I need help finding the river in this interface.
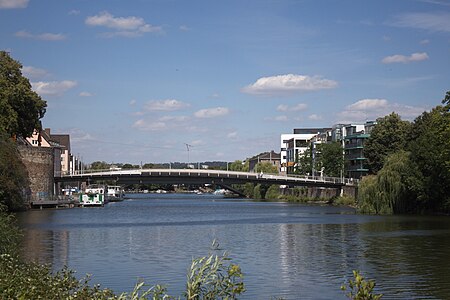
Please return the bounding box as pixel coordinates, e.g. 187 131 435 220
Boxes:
17 193 450 299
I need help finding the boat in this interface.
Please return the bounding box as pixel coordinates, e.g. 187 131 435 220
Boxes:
106 185 124 202
79 185 107 207
213 189 227 195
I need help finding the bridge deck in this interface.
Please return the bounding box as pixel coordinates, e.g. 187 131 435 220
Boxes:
56 169 358 188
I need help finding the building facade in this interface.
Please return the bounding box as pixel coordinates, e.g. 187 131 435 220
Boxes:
344 121 376 179
281 128 331 175
248 151 281 173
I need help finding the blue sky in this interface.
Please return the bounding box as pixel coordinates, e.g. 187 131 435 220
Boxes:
1 0 449 164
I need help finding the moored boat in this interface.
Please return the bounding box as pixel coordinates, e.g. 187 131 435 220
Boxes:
107 185 124 202
79 185 107 207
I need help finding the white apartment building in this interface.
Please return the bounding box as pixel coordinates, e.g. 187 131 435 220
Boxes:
280 128 331 174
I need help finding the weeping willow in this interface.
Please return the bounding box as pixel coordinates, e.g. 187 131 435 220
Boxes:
358 151 417 214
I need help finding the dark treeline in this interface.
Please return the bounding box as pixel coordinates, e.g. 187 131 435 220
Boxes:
358 91 450 215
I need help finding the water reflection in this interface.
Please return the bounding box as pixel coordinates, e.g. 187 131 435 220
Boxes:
17 195 450 299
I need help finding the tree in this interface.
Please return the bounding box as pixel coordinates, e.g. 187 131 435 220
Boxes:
0 51 46 138
315 142 344 177
122 163 139 169
407 99 450 213
88 161 110 170
142 163 154 169
364 113 411 174
255 161 278 174
295 146 313 175
229 160 248 172
0 134 29 211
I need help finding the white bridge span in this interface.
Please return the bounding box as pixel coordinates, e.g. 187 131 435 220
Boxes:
56 169 358 189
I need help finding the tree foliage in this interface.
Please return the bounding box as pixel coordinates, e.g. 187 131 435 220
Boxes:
88 161 110 170
255 162 278 174
0 51 46 138
0 205 22 255
229 160 248 172
315 142 344 177
358 92 450 214
364 113 411 174
295 146 313 175
407 100 450 212
358 151 423 214
0 134 29 211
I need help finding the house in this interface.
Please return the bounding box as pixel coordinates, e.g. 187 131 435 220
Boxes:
248 151 281 173
45 129 71 175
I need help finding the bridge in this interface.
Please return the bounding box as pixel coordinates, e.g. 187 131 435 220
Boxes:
55 169 358 197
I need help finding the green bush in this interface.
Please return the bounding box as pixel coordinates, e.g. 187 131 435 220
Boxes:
0 205 21 256
264 185 281 200
341 270 382 300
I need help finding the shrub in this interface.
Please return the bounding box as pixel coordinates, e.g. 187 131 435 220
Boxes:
341 270 382 300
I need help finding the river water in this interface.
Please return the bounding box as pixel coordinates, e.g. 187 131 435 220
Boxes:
17 193 450 299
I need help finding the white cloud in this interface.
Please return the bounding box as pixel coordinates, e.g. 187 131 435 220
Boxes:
382 52 429 64
159 115 189 122
132 119 167 131
227 131 238 139
242 74 337 96
132 115 194 132
277 103 308 112
338 98 425 122
347 99 389 110
194 107 230 118
129 99 137 106
391 12 450 32
85 11 162 37
0 0 28 9
144 99 189 111
31 80 77 96
69 10 80 15
22 66 49 79
65 128 95 143
308 114 323 121
264 115 289 122
179 25 190 31
15 30 66 41
420 39 430 44
274 115 288 122
79 92 93 97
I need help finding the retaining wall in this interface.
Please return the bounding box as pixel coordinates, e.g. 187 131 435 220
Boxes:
18 146 55 201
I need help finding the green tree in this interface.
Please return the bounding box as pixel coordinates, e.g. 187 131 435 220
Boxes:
0 134 29 211
0 51 46 138
358 151 424 214
295 146 313 175
122 163 139 169
229 160 248 172
255 162 278 174
407 97 450 212
364 113 411 174
265 185 280 200
315 142 344 177
89 161 110 170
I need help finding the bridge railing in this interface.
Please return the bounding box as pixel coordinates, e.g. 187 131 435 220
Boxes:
281 174 359 185
56 168 360 185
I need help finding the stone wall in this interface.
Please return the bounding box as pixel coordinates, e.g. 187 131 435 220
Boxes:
18 146 55 201
281 185 357 200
